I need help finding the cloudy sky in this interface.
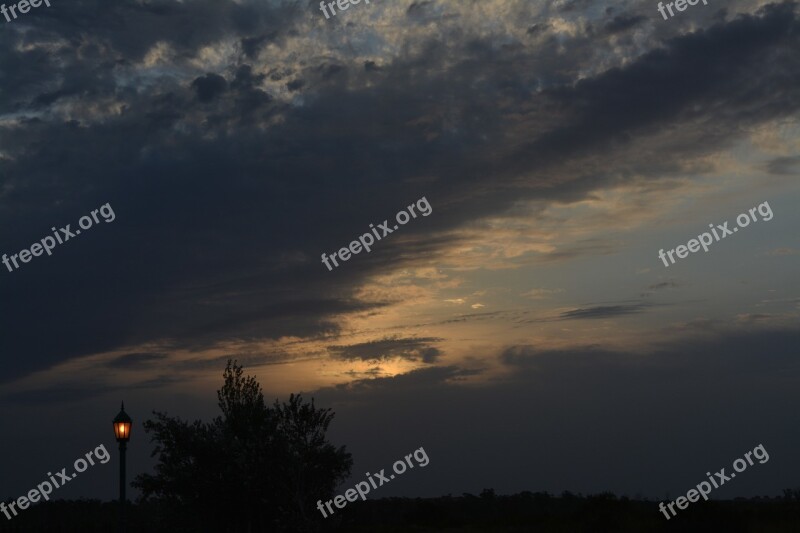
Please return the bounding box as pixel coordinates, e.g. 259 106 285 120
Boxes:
1 0 799 503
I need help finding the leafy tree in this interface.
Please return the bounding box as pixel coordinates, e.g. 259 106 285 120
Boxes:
133 360 352 532
272 393 353 531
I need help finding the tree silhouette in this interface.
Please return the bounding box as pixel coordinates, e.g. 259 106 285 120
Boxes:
133 360 352 532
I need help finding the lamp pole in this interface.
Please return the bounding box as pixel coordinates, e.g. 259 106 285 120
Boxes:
113 402 132 533
119 437 126 531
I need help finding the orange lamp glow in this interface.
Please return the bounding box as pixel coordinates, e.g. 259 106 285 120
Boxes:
113 402 132 443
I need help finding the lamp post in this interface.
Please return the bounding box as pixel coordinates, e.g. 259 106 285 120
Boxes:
113 402 132 533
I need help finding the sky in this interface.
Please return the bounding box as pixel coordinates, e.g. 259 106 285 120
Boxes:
1 0 799 504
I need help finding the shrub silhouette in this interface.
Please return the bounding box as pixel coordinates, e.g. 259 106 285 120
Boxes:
133 360 352 532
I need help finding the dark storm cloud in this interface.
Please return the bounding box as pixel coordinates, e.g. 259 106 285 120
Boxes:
107 352 169 369
407 1 433 16
286 78 305 91
647 281 680 290
765 155 800 175
662 317 719 334
172 351 313 371
192 73 228 102
328 337 443 363
712 7 730 23
3 351 312 406
604 14 647 34
530 239 621 263
0 0 305 112
439 311 509 324
316 327 800 498
499 328 800 379
526 23 549 35
328 365 482 394
406 0 440 23
3 375 183 405
736 313 775 323
500 344 618 367
558 303 651 320
510 2 800 178
35 0 297 61
1 2 799 382
558 0 593 13
343 367 384 379
241 31 278 60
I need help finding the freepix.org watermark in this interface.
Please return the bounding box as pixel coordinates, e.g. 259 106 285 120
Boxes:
657 0 708 21
1 444 111 521
658 201 773 267
658 443 769 520
321 196 432 271
319 0 372 20
1 0 50 24
2 202 115 273
316 446 430 518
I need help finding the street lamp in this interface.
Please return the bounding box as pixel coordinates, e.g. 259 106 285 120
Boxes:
113 402 132 533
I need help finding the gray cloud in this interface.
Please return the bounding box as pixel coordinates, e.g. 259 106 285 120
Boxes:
0 2 798 384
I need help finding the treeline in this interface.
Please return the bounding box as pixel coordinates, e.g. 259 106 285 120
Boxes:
2 491 800 532
342 491 800 532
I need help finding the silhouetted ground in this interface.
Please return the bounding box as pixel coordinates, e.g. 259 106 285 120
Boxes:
1 492 799 532
341 492 800 532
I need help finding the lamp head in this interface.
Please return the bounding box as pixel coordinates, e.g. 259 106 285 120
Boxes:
113 401 132 443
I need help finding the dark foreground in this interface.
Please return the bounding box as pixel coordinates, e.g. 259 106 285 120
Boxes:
1 492 799 532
